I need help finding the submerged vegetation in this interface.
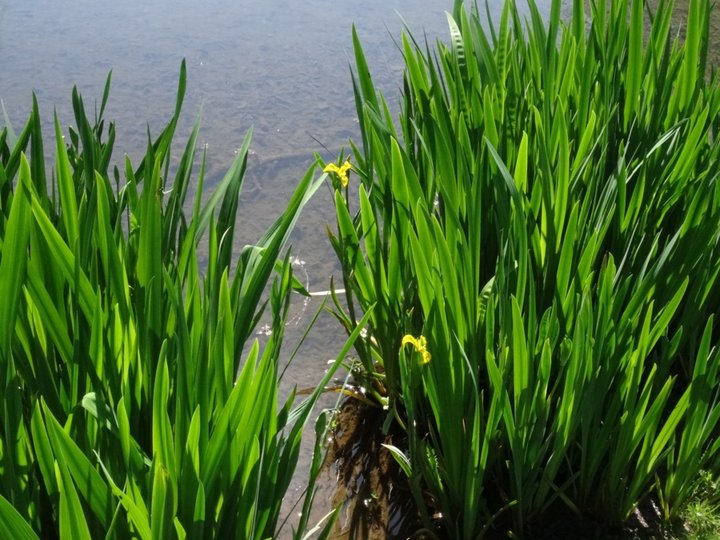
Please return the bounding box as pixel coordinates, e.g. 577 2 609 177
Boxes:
2 0 720 538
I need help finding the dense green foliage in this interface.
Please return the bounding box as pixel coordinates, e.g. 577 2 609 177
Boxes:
0 62 356 539
3 0 720 537
328 0 720 536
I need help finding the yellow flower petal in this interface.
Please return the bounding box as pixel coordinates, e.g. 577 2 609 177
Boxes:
338 160 352 175
401 334 431 364
324 159 351 187
401 335 418 348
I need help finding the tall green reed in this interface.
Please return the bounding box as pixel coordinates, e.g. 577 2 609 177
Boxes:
0 62 356 539
330 0 720 536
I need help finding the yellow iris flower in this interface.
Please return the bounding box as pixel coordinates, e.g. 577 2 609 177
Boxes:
401 334 431 365
323 160 352 187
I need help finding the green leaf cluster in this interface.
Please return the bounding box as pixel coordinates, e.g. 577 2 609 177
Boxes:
331 0 720 536
0 61 348 539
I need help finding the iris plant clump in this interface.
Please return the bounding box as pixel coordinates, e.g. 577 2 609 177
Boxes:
0 61 363 539
328 0 720 536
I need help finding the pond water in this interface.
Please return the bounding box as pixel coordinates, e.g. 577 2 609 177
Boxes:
3 0 715 535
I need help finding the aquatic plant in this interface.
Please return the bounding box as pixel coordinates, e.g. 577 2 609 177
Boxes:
329 0 720 536
0 62 360 539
